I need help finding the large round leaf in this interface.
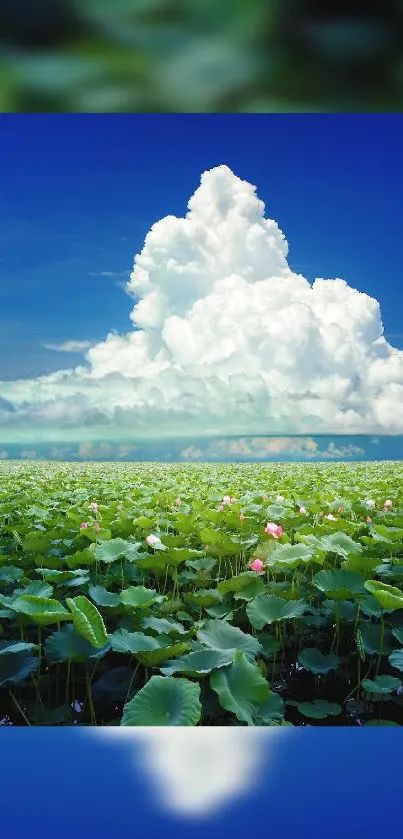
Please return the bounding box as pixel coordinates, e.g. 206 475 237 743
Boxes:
88 584 120 608
10 595 71 625
210 650 270 724
160 649 234 676
392 628 403 645
298 648 340 674
45 624 109 664
388 650 403 672
15 581 53 599
110 629 161 653
184 589 223 608
298 699 342 719
362 675 402 695
268 543 316 569
95 538 132 563
118 586 158 609
364 580 403 611
0 640 39 687
218 572 261 594
140 616 188 636
121 676 202 725
0 566 24 584
313 570 366 600
255 691 285 723
109 628 189 665
196 619 262 661
246 594 308 628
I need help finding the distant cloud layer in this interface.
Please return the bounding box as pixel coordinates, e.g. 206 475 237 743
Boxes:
1 165 403 443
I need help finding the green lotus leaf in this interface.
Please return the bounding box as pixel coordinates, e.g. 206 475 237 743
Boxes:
218 572 260 594
184 589 223 607
121 676 202 726
362 675 402 695
88 584 120 608
364 580 403 611
140 616 188 635
246 594 308 628
10 595 71 625
298 648 340 674
0 640 39 687
45 624 109 664
254 690 285 723
109 629 161 653
210 650 270 724
118 585 158 609
313 569 366 600
268 543 316 568
95 538 133 563
66 595 108 648
388 650 403 672
160 648 234 676
0 566 24 584
392 627 403 645
196 619 262 661
298 699 342 719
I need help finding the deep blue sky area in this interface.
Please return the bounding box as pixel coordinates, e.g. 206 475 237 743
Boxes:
0 729 401 839
1 113 403 382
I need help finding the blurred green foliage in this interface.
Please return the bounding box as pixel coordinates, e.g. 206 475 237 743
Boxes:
1 0 403 111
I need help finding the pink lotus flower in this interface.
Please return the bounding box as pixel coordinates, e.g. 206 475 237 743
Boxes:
80 522 88 529
326 514 337 521
146 534 161 546
265 522 283 539
217 504 224 511
222 495 231 504
338 507 344 513
366 516 372 523
299 507 307 514
262 495 268 501
230 497 237 504
175 496 181 505
250 558 264 572
239 512 245 522
384 499 392 509
94 521 100 532
89 502 99 512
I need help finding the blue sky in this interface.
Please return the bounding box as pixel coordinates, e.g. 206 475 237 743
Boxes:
0 728 401 839
0 114 403 457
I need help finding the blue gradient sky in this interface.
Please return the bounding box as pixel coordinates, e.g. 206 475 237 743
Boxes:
0 728 401 839
1 113 402 380
0 114 403 456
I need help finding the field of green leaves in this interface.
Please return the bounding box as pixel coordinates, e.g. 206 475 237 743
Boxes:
2 1 403 112
1 459 403 726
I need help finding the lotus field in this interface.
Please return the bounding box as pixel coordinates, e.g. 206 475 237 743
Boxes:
1 459 403 727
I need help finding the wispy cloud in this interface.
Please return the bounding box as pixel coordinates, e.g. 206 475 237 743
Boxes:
44 341 92 353
88 271 128 278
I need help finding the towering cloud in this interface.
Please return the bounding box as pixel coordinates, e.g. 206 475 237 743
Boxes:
1 165 402 442
95 727 279 818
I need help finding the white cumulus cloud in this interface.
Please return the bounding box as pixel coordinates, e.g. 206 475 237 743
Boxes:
94 726 281 819
1 164 403 443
